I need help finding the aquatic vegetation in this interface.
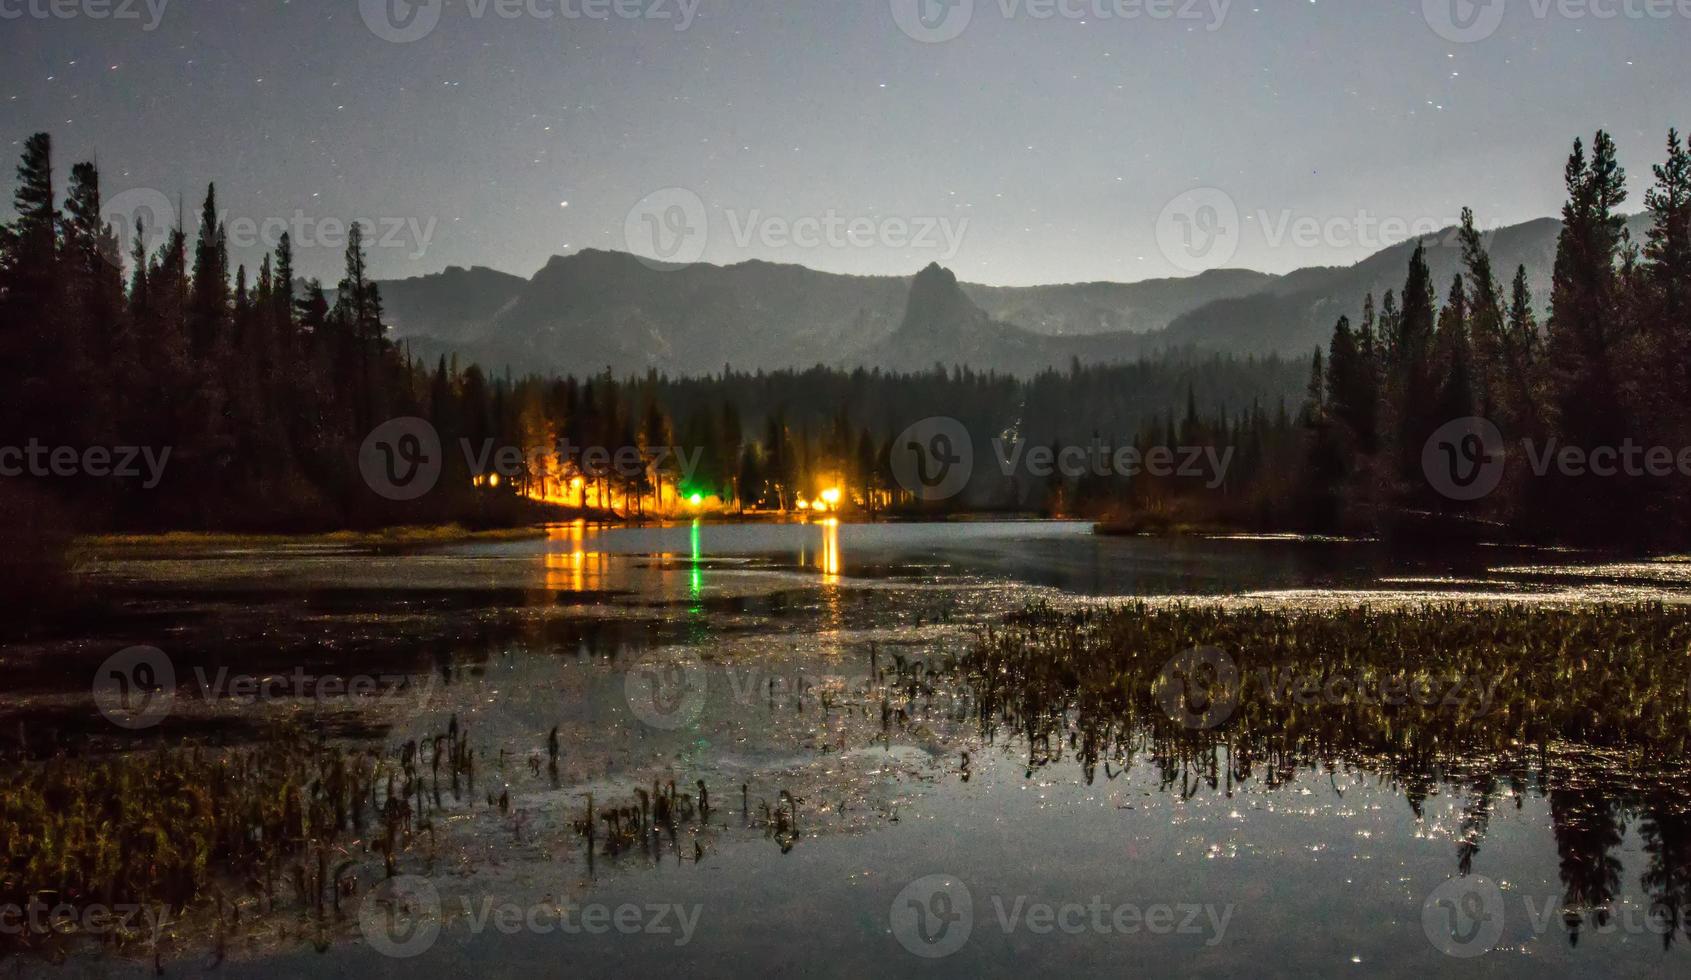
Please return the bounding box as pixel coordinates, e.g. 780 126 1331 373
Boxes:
870 645 970 736
0 715 485 954
964 601 1691 947
968 601 1691 787
13 577 1691 961
565 777 810 865
0 731 337 949
572 779 717 866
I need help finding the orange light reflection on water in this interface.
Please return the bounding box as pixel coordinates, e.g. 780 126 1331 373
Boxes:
543 520 605 592
819 517 840 581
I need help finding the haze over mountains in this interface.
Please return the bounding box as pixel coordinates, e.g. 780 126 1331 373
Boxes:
376 214 1648 378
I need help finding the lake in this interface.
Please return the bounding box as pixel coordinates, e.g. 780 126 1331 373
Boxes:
5 521 1691 978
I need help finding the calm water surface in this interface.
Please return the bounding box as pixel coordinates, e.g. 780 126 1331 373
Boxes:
8 521 1691 978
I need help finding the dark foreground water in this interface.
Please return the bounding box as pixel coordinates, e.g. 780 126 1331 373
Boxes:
6 521 1691 978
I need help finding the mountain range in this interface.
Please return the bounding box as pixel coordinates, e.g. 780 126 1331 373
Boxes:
374 213 1651 378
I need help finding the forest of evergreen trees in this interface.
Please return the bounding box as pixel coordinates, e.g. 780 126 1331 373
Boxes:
1298 129 1691 546
0 129 1310 544
2 125 1688 581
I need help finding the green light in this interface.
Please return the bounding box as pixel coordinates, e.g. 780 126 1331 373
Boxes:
689 518 702 603
689 493 704 506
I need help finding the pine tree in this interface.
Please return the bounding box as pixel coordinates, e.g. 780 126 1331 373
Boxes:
0 133 61 443
1503 265 1542 432
1354 295 1380 454
1434 274 1474 427
1325 315 1357 429
1397 242 1437 370
1300 346 1344 530
856 428 877 514
62 162 125 345
0 132 58 313
1377 290 1400 366
1358 293 1378 364
1301 348 1326 425
1547 132 1629 451
1644 129 1691 304
1390 244 1440 490
1326 313 1378 455
1643 129 1691 397
720 400 743 505
641 396 671 513
333 223 389 437
60 162 123 438
188 183 229 359
1458 208 1505 420
253 253 275 381
126 218 150 321
273 231 296 351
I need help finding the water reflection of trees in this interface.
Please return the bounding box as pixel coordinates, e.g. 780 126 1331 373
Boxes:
963 602 1691 947
1641 798 1691 949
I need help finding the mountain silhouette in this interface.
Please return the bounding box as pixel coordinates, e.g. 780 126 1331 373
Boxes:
375 213 1619 376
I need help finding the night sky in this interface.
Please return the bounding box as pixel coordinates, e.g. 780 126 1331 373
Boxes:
2 0 1687 285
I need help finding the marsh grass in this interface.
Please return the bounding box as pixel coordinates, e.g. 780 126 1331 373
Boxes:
969 602 1691 781
0 718 483 956
12 601 1691 958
